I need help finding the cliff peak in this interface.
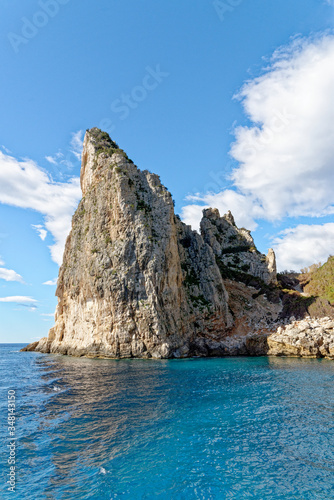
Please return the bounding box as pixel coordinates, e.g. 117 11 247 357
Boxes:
80 128 130 196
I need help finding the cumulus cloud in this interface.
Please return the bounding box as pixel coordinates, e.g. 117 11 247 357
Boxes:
273 223 334 272
0 296 37 305
0 268 24 283
184 34 334 226
182 33 334 260
230 34 334 221
43 278 58 286
0 151 81 265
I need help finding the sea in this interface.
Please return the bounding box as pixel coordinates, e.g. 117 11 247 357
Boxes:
1 344 334 500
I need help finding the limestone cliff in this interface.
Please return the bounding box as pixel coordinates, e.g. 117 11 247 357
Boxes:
200 208 277 285
23 128 282 359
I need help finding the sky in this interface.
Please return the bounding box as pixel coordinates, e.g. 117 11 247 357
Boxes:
0 0 333 342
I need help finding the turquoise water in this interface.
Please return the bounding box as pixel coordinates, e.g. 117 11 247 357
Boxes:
1 345 334 499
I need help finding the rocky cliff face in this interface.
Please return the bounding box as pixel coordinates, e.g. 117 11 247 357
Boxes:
23 128 284 359
200 208 277 285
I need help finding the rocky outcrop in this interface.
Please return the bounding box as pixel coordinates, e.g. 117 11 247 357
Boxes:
246 317 334 359
193 317 334 359
200 209 277 285
21 128 334 360
25 128 238 359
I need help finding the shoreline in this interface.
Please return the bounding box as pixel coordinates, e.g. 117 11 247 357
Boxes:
21 316 334 361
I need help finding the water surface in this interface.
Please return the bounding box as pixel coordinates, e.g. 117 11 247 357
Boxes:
1 344 334 499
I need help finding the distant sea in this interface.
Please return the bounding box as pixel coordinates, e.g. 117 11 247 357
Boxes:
1 344 334 499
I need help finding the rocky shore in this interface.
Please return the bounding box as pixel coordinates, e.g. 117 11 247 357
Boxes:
248 316 334 359
211 316 334 359
22 316 334 360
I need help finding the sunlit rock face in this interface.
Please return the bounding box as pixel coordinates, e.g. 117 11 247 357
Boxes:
23 128 280 359
246 317 334 359
200 208 277 285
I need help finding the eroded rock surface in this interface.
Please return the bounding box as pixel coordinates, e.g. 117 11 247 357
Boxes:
201 209 277 285
254 317 334 359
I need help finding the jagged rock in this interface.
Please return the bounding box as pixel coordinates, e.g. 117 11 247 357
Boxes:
200 208 277 285
266 248 277 284
246 317 334 359
20 341 40 352
224 210 236 226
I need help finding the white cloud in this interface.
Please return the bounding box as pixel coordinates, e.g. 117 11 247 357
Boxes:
0 151 81 265
45 151 64 166
0 257 24 283
0 296 37 305
70 130 84 161
1 145 12 154
45 155 58 165
181 204 207 232
181 34 334 263
182 35 334 225
41 313 54 317
0 268 24 283
43 278 57 286
229 34 334 221
272 223 334 272
32 224 48 241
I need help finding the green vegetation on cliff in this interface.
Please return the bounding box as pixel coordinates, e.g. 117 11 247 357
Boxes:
302 256 334 304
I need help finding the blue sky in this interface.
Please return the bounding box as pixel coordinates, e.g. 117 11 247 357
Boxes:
0 0 333 342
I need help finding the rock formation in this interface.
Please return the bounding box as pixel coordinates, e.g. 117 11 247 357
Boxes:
23 128 334 360
200 208 277 285
22 128 283 358
246 317 334 359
